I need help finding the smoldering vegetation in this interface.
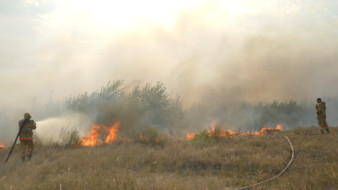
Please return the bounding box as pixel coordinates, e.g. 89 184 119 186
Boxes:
1 80 338 143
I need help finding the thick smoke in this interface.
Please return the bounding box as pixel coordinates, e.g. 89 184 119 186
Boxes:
1 1 338 141
92 4 338 107
1 1 338 107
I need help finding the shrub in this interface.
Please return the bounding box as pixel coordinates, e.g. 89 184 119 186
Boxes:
133 126 166 146
66 81 185 137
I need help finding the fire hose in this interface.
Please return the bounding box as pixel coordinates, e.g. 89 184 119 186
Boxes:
4 118 29 164
225 136 295 190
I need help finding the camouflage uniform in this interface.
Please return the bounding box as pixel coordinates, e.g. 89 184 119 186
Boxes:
19 113 36 161
315 100 330 134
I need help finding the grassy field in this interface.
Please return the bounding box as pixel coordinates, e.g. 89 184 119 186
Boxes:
0 127 337 190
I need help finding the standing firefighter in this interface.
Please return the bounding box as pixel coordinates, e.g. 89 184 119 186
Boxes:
315 98 330 134
19 113 37 161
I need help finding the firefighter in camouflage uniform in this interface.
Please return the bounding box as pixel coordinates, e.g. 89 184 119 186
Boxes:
19 113 36 161
315 98 330 134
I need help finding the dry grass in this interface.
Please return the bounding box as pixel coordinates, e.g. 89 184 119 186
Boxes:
0 127 337 190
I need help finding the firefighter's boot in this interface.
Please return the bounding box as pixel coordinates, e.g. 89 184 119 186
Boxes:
325 128 330 133
21 153 26 162
27 152 32 161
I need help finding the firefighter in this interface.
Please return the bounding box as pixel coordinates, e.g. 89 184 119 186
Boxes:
19 113 37 161
315 98 330 134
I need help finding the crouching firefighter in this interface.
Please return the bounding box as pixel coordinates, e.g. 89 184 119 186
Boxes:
19 113 37 161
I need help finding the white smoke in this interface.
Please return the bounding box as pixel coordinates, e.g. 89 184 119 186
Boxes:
35 112 92 144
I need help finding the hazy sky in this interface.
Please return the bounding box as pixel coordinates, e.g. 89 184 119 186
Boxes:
1 0 338 108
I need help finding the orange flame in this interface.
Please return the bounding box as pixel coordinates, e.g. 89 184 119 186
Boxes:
0 143 5 149
80 125 101 146
186 123 283 140
237 131 253 137
209 121 237 138
80 121 121 146
227 129 237 135
253 124 283 136
105 121 120 143
186 132 196 140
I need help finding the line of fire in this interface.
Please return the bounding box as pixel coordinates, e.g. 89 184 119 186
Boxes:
0 121 283 148
79 121 283 147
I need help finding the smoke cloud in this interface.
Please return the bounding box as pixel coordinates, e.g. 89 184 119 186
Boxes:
1 0 338 141
1 0 338 107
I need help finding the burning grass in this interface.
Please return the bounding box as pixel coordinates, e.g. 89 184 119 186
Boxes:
78 123 167 147
0 127 337 190
186 122 283 141
80 121 121 146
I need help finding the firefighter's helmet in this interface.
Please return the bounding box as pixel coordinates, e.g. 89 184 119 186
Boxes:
24 113 31 119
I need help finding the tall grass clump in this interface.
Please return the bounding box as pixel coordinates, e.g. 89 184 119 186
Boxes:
191 130 215 144
190 126 232 144
58 128 81 146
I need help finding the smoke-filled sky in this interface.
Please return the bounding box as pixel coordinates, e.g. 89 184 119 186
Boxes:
1 0 338 108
